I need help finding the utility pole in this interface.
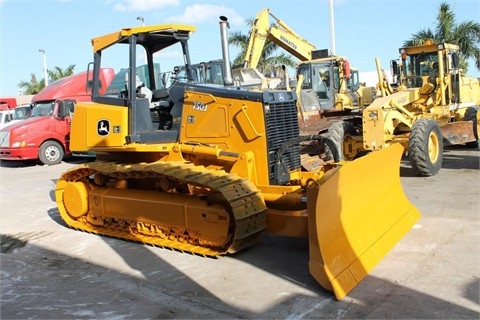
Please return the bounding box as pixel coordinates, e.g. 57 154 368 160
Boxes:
137 16 147 65
38 49 48 86
328 0 336 55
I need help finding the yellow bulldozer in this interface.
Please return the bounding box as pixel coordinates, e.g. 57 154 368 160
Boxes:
328 42 479 176
55 17 420 300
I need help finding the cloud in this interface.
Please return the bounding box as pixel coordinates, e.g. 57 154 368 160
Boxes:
112 0 179 12
165 4 244 26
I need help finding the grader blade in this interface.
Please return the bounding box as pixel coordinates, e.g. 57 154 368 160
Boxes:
306 143 421 300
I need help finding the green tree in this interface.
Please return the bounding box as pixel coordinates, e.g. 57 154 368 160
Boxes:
18 74 43 95
228 20 297 76
403 2 480 72
17 65 76 95
48 64 76 82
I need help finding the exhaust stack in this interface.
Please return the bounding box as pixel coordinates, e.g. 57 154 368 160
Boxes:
219 16 234 86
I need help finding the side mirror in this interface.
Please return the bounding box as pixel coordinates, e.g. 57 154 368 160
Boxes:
57 100 75 118
57 101 66 118
391 60 400 83
162 73 168 85
391 60 399 74
452 53 459 68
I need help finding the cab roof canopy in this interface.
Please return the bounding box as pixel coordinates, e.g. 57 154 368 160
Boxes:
400 42 459 55
91 24 196 53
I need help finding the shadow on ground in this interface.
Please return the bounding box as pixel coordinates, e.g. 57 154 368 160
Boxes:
4 208 470 319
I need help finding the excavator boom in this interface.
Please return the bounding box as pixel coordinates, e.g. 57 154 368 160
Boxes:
244 8 317 69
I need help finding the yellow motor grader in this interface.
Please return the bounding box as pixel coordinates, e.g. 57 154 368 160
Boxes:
329 42 479 176
54 17 420 300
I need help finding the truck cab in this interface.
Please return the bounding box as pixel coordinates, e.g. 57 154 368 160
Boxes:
0 100 74 165
0 108 14 130
0 69 115 165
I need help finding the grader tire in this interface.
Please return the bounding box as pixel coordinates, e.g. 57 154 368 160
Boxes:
323 138 340 163
464 107 479 149
325 121 356 162
408 119 443 176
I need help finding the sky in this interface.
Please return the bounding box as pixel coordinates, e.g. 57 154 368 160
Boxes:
1 0 479 96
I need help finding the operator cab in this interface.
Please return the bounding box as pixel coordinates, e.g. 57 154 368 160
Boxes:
398 42 461 103
400 51 440 89
89 25 196 144
297 60 340 111
172 60 224 85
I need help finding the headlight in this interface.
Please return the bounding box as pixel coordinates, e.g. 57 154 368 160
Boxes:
11 141 26 148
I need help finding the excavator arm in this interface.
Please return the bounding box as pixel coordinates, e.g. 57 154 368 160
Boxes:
243 8 317 69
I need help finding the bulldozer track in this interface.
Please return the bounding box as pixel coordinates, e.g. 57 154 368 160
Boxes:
56 161 268 257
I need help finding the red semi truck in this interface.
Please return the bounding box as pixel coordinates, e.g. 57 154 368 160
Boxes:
0 68 115 165
0 98 18 129
0 98 17 109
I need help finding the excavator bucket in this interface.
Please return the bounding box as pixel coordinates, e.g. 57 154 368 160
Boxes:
306 143 421 300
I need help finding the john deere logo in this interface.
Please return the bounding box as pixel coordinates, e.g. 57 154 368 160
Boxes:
97 119 110 136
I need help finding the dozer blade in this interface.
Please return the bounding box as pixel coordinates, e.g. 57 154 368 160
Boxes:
306 143 421 300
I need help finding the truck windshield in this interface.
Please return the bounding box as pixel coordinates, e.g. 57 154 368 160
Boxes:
13 106 32 120
31 102 54 117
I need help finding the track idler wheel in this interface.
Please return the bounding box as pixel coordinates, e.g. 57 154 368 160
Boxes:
62 181 89 218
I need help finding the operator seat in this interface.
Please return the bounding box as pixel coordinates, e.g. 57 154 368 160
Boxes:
137 80 153 106
124 73 153 106
151 88 173 130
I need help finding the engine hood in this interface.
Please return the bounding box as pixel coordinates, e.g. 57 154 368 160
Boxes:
0 116 52 134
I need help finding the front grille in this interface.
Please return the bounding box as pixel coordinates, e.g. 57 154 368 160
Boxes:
263 91 301 185
0 131 10 148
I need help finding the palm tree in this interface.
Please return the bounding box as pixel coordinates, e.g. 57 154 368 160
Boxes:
48 64 76 82
229 30 250 69
403 2 480 72
228 19 297 76
18 74 43 95
17 65 76 95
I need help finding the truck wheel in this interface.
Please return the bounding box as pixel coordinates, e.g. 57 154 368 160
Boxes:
464 107 479 148
325 121 356 161
39 141 64 165
408 119 443 176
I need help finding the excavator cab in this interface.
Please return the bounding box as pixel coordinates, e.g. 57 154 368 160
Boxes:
297 60 336 110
